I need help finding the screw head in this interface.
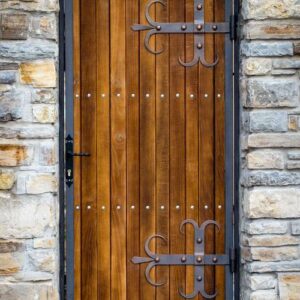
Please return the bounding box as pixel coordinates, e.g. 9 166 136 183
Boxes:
197 24 202 31
181 25 187 31
197 276 203 281
181 256 187 263
197 4 202 10
197 43 203 49
156 25 161 31
212 25 218 31
213 257 218 263
197 238 202 244
155 257 160 263
197 256 202 263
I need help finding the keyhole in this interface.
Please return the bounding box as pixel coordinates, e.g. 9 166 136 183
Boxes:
67 169 72 177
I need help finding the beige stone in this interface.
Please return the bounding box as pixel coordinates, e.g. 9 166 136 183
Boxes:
279 273 300 300
249 290 277 300
0 144 33 167
0 241 23 253
248 134 300 148
26 174 57 194
246 188 300 218
0 170 15 189
0 253 20 275
20 60 56 88
250 246 299 262
247 150 284 169
33 238 55 249
29 251 55 273
243 58 272 75
33 104 57 123
244 235 300 247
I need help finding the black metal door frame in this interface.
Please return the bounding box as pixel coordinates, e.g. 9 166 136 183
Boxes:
60 0 241 298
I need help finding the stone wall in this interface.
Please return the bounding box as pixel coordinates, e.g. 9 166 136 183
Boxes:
0 0 59 299
241 1 300 299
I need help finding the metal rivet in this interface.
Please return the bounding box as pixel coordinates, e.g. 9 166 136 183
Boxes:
190 205 195 209
87 93 91 98
131 93 136 98
204 93 208 98
197 256 202 263
176 205 180 210
75 94 79 98
160 94 165 99
213 257 218 263
204 205 208 209
116 205 121 210
217 94 221 98
181 25 187 31
197 24 202 31
160 205 165 210
197 4 202 10
101 206 106 210
145 93 150 98
116 93 121 97
190 94 194 99
146 205 150 210
101 93 106 98
155 257 160 262
197 276 203 282
176 93 180 98
131 205 135 209
156 25 161 31
197 238 202 244
75 205 80 210
218 205 222 209
87 205 91 210
181 256 187 263
197 43 203 49
212 25 218 31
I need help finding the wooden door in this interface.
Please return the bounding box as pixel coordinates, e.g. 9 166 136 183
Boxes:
71 0 235 298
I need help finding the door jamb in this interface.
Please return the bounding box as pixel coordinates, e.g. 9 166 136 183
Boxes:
61 0 240 298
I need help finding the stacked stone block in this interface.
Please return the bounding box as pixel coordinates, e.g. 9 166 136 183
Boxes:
0 1 59 299
241 1 300 299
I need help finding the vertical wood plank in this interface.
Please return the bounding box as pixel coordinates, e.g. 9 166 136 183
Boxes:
139 0 156 298
185 0 199 296
80 0 98 298
73 0 81 298
199 0 215 297
155 1 170 299
214 0 226 298
169 0 186 298
126 0 140 298
110 0 127 297
96 0 111 298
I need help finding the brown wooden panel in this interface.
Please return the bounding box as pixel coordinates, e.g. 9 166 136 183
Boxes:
80 0 98 298
169 0 186 298
96 0 111 298
214 0 226 298
126 0 140 298
155 1 170 299
199 0 215 297
110 0 127 297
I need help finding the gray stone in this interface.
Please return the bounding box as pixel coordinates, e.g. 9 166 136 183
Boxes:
11 271 53 282
0 90 24 122
287 161 300 169
0 0 59 12
31 89 56 104
0 241 23 253
243 235 300 247
31 14 57 40
0 71 16 84
273 58 300 69
244 172 300 187
0 14 29 40
271 69 296 75
0 62 18 70
29 250 55 273
247 150 285 170
291 221 300 236
0 194 55 239
245 78 299 108
246 274 277 290
0 40 57 60
288 151 300 160
241 41 293 57
249 111 287 133
244 220 288 235
245 188 300 219
243 58 272 76
247 260 300 273
248 134 300 148
248 290 277 300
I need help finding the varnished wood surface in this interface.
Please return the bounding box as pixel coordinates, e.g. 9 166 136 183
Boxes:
74 0 228 298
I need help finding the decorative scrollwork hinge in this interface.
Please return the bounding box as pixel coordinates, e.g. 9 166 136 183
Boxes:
131 0 231 67
132 219 233 299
